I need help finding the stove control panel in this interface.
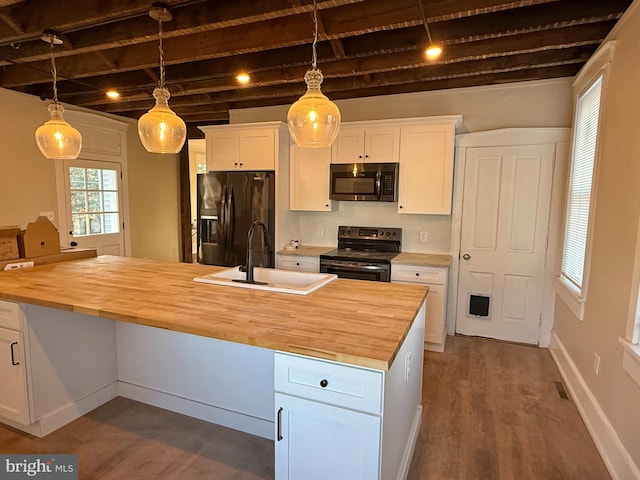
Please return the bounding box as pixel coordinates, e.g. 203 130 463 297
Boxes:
337 226 402 242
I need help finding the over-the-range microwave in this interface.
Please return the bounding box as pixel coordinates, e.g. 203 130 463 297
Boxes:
329 162 399 202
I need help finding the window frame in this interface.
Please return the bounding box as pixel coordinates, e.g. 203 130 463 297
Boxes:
555 42 615 321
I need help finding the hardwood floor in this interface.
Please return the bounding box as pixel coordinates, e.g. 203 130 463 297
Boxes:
408 335 610 480
0 335 609 479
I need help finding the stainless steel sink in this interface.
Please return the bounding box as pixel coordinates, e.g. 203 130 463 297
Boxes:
194 267 337 295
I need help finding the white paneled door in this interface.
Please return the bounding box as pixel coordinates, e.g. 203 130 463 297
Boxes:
62 159 125 255
456 145 554 344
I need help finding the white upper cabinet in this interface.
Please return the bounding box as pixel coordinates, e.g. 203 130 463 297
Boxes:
331 126 400 164
397 117 461 215
290 145 333 211
200 122 287 171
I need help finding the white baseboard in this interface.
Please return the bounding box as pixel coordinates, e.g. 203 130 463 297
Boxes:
549 331 640 480
118 381 273 440
396 405 422 480
0 382 118 438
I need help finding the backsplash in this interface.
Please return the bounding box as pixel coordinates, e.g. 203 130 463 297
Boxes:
291 201 452 253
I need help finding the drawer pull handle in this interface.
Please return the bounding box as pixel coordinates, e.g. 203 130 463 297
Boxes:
10 341 19 366
277 407 283 441
320 379 328 388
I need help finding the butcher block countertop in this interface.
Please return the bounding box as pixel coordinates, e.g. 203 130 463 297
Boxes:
0 256 427 371
392 252 452 268
276 245 334 256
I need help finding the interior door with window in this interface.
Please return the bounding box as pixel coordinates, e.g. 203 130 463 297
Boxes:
456 145 554 344
63 159 125 255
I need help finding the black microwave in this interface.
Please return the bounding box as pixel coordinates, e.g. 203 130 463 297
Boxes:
329 162 399 201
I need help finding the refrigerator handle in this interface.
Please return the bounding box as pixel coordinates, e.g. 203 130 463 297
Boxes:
220 185 227 246
228 187 235 247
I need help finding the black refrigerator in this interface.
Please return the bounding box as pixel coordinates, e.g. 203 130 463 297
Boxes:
196 171 275 267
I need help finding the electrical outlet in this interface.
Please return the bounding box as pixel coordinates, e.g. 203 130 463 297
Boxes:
594 353 600 375
4 261 35 271
419 231 429 242
40 211 55 222
317 226 324 237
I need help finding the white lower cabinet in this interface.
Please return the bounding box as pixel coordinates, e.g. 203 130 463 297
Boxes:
276 255 320 272
275 392 381 480
0 326 30 424
274 352 382 479
391 264 448 352
0 300 117 437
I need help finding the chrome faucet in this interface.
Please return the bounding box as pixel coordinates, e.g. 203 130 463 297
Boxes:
244 220 272 284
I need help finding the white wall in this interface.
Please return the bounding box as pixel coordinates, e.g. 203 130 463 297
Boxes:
0 88 180 263
230 78 574 251
552 2 640 475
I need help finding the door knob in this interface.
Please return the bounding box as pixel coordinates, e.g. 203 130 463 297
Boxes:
462 253 471 260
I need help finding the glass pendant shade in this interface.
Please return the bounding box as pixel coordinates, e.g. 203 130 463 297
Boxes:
138 87 186 154
35 103 82 160
287 69 341 148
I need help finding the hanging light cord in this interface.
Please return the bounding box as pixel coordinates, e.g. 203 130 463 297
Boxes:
49 41 58 104
417 0 434 44
158 17 165 88
311 0 318 69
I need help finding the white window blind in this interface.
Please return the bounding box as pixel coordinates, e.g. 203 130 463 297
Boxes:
561 75 603 290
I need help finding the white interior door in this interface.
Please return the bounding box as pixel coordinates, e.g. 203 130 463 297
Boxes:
62 159 125 255
456 144 554 344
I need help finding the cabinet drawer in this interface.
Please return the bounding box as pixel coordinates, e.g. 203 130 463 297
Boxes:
276 255 319 273
275 352 383 415
391 264 447 285
0 300 21 331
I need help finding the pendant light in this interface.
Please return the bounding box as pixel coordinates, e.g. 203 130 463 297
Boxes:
34 31 82 160
417 0 443 60
138 3 186 154
287 0 341 148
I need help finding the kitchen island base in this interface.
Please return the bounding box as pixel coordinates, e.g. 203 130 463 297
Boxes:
0 257 428 479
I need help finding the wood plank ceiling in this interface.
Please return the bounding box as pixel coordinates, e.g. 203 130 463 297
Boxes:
0 0 632 129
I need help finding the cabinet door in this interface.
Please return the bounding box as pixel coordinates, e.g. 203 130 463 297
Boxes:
331 127 365 163
290 145 333 211
275 393 381 480
364 127 400 163
398 124 455 214
239 129 276 170
0 328 30 424
206 133 238 171
424 284 446 344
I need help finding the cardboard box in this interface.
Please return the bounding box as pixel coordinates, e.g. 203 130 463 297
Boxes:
18 216 61 258
0 226 20 261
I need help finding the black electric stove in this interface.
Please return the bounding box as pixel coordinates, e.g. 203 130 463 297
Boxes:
320 226 402 282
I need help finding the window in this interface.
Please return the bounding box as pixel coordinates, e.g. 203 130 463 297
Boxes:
69 166 120 237
556 48 610 320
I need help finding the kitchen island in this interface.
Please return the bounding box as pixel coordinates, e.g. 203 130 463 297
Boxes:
0 256 427 480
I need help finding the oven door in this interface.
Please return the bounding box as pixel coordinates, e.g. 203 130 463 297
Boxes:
320 259 391 282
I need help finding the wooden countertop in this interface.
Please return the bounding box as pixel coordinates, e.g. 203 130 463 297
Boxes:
0 256 427 371
276 246 334 256
392 252 452 268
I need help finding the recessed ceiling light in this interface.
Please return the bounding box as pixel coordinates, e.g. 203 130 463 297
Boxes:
236 72 251 84
106 90 120 99
425 44 443 60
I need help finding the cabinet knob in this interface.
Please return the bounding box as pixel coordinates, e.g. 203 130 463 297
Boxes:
365 154 369 158
320 379 329 388
234 162 238 166
415 272 420 277
463 253 471 260
358 155 363 159
239 163 243 167
325 204 329 208
399 205 403 209
296 262 300 266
